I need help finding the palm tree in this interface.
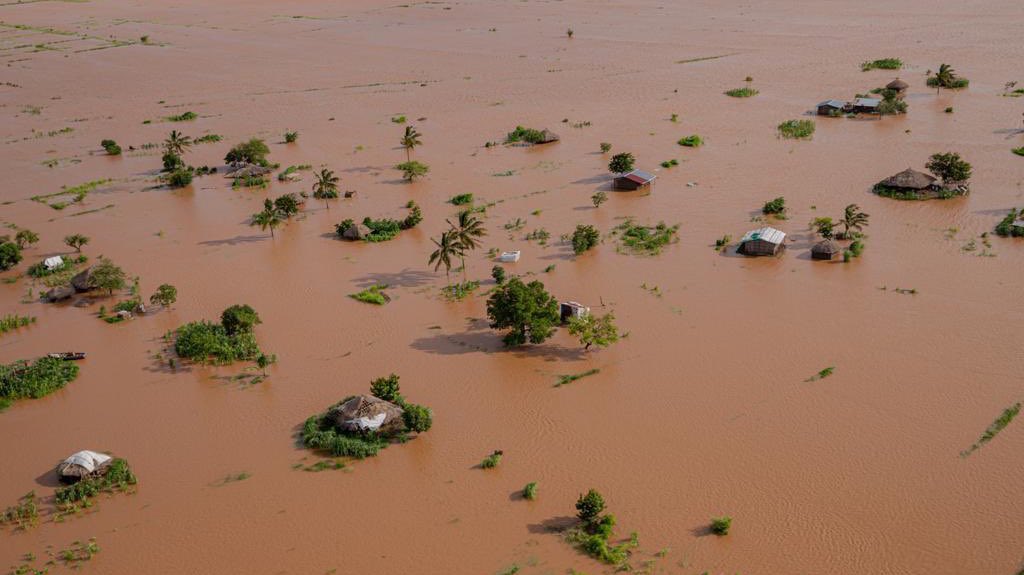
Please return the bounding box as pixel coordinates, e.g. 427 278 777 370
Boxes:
428 230 462 285
251 201 283 239
933 63 955 94
401 125 422 162
840 204 869 239
447 211 487 282
312 168 339 210
164 130 192 156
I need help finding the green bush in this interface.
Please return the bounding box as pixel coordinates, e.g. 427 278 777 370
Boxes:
55 458 136 509
724 87 758 97
677 134 703 147
100 139 121 155
849 240 865 257
166 168 193 188
612 220 680 255
608 152 635 174
491 265 506 284
927 76 969 89
0 314 35 335
710 516 732 536
1014 147 1024 157
349 284 389 305
486 278 559 346
220 304 260 335
370 374 403 404
363 217 402 242
0 357 79 408
762 196 786 215
506 125 545 144
576 489 605 524
273 193 301 217
166 111 197 122
599 142 612 153
480 451 502 468
395 160 429 181
401 201 423 230
449 193 474 205
571 224 600 254
284 131 298 143
778 119 815 139
162 152 183 172
861 58 902 71
301 414 388 458
174 321 260 364
225 138 270 166
402 403 433 432
523 482 538 500
994 208 1024 237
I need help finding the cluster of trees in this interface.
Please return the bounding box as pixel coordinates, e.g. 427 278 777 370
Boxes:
174 304 264 364
429 211 487 284
569 489 635 565
250 195 303 238
812 204 870 241
0 229 43 270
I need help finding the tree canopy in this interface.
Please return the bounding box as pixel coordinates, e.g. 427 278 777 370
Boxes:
486 277 559 346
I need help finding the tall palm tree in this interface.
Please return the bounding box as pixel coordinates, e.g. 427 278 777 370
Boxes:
401 125 422 162
251 202 283 239
312 168 339 210
840 204 869 239
164 130 192 156
447 211 487 282
428 230 462 285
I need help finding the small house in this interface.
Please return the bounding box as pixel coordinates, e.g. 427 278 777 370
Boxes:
816 100 846 116
851 97 881 114
737 227 786 256
613 170 656 191
560 301 590 323
886 78 909 96
43 256 64 271
498 250 521 263
877 168 937 192
57 450 112 484
811 240 841 260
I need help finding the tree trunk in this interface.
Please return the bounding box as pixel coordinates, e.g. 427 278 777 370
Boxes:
406 147 411 162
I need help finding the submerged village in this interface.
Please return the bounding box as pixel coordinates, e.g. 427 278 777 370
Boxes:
2 3 1024 575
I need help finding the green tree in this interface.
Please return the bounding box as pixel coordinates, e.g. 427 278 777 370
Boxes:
225 138 270 166
396 160 429 181
163 130 192 157
576 489 605 525
486 277 560 346
220 304 261 336
400 125 422 162
273 194 301 217
491 265 506 285
162 152 184 172
812 217 834 240
0 242 21 271
447 211 487 281
592 191 608 208
608 152 635 175
428 230 462 285
91 257 127 296
149 284 178 309
251 201 283 238
931 63 955 93
14 229 39 249
402 404 433 433
255 352 275 376
926 152 972 185
571 224 600 254
370 374 403 404
568 312 619 350
312 168 339 210
64 234 90 253
839 204 869 239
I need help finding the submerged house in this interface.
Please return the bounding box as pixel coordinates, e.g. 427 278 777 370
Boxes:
811 240 841 261
876 168 938 194
851 97 881 114
43 255 64 271
498 250 521 263
737 227 786 256
560 301 590 323
613 170 656 191
816 100 846 116
57 450 112 484
886 78 909 96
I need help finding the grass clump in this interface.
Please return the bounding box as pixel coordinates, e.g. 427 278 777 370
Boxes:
449 193 474 205
0 357 79 412
523 482 538 500
555 368 600 387
441 280 480 301
725 87 758 97
777 119 815 139
0 314 35 336
861 58 902 71
805 366 834 382
32 179 111 210
994 208 1024 237
677 134 703 147
480 450 503 469
961 402 1021 457
710 516 732 536
1012 147 1024 157
612 220 680 255
349 284 390 305
1 492 38 529
55 458 137 513
505 125 545 144
166 111 197 122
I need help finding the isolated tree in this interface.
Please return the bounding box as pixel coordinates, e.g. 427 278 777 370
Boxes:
591 191 608 208
225 138 270 166
812 217 834 240
273 194 301 217
931 63 956 94
608 152 635 175
396 160 429 182
14 229 39 249
428 230 462 285
402 404 433 433
91 257 127 296
926 152 972 184
312 168 339 210
840 204 869 239
486 277 560 346
251 202 283 238
255 352 275 376
447 211 487 281
64 234 90 253
0 241 21 271
149 283 178 309
576 489 605 525
491 265 506 284
221 304 261 336
163 130 192 157
401 125 422 162
370 374 403 404
568 312 619 350
571 224 600 254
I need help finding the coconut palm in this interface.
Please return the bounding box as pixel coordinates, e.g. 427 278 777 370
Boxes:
312 168 339 210
163 130 193 156
428 230 462 285
932 63 956 94
447 211 487 281
401 125 422 162
840 204 870 239
251 201 283 239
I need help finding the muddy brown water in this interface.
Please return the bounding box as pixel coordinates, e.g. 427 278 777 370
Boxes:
1 1 1023 573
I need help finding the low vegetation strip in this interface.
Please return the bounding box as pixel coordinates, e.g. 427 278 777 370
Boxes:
0 356 79 412
961 402 1021 457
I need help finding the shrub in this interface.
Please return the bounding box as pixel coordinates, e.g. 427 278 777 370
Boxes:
55 458 136 510
927 76 969 89
994 208 1024 237
677 134 703 147
363 217 402 242
369 373 404 403
576 489 605 524
724 87 758 97
0 356 79 408
15 229 38 249
849 239 865 257
491 265 506 284
592 191 608 207
402 404 433 433
166 111 197 122
612 220 680 255
878 98 908 115
449 193 474 205
221 304 261 335
401 200 423 230
273 193 301 217
710 516 732 536
0 242 22 271
225 138 270 166
861 58 902 71
301 413 388 458
608 152 635 174
349 284 389 305
0 314 35 335
714 235 731 251
395 160 429 181
571 224 600 254
480 451 502 468
523 482 538 500
1 492 38 529
284 131 298 143
162 152 183 172
149 284 177 308
505 126 545 144
166 168 193 188
777 119 815 139
174 321 260 364
762 196 786 215
100 139 121 155
599 142 612 153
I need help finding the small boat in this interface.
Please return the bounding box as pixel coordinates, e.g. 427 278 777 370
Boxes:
47 352 86 361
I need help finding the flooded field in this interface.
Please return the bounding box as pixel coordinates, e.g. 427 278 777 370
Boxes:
1 1 1023 573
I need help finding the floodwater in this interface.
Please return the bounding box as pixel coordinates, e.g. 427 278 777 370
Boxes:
1 1 1023 573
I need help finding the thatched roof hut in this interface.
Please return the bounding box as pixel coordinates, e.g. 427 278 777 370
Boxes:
328 395 405 434
886 78 909 93
224 164 272 179
342 223 371 241
878 168 937 191
56 450 112 484
537 129 560 144
811 240 841 260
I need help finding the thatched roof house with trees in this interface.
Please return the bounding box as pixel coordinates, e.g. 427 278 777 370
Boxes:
873 168 941 199
330 395 406 434
737 227 786 256
886 78 909 96
811 240 841 260
613 170 656 191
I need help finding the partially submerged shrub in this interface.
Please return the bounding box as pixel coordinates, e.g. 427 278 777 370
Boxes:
523 482 538 500
592 191 608 208
166 168 193 188
677 134 703 147
762 196 786 215
491 265 506 284
926 152 972 185
608 152 635 174
402 404 433 433
994 207 1024 237
777 119 815 139
505 125 545 144
599 142 612 153
370 374 403 403
725 87 758 97
284 131 298 143
166 111 197 122
1 491 38 529
175 305 262 364
0 357 79 410
861 58 902 71
480 450 502 468
225 138 270 166
349 284 390 305
449 193 474 205
710 516 732 536
571 224 600 254
395 160 429 181
611 220 680 255
0 241 23 271
100 139 121 155
55 458 136 511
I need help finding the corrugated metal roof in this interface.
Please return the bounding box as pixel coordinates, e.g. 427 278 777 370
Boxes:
854 97 881 107
740 226 786 245
624 170 656 184
1012 219 1024 228
818 99 846 108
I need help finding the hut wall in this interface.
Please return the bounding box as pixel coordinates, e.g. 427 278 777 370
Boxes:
741 239 781 256
613 178 641 191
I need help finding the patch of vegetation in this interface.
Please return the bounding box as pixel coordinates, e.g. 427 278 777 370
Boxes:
166 111 197 122
994 208 1024 237
710 516 732 536
0 357 79 412
0 314 35 336
927 75 968 89
278 164 313 181
349 284 390 305
660 158 679 168
450 193 474 205
441 280 480 301
173 305 263 365
31 179 112 210
567 313 619 350
592 191 608 208
762 196 786 216
55 458 136 513
555 368 600 388
480 450 502 469
725 87 758 97
194 134 222 144
1 492 38 529
100 139 121 155
565 489 637 567
805 366 835 382
600 142 612 153
611 220 680 256
225 138 271 166
505 125 545 144
714 235 731 251
608 152 635 174
0 241 21 272
486 277 559 346
961 402 1021 457
677 135 703 147
391 115 406 124
395 160 429 181
572 224 600 254
525 228 550 244
777 119 815 139
861 58 902 71
523 482 538 500
284 131 298 143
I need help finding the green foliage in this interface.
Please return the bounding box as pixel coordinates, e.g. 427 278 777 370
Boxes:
612 220 680 255
677 134 703 147
592 191 608 208
1 491 38 529
194 134 222 144
568 313 619 350
363 217 402 242
660 159 679 168
441 280 480 301
962 402 1021 457
55 458 136 510
0 242 22 271
714 234 731 251
849 239 865 257
233 174 267 189
812 216 834 240
301 413 390 458
225 138 270 166
370 374 403 403
279 164 313 181
15 229 39 249
221 304 261 336
725 87 759 97
505 125 545 144
599 142 612 153
523 482 538 500
0 357 79 408
166 168 193 188
284 131 298 143
571 224 600 254
805 366 835 382
100 139 121 155
994 208 1024 237
166 111 197 122
273 193 301 217
174 321 260 364
486 277 559 346
927 75 969 89
491 265 506 284
149 284 177 308
90 257 127 295
777 119 815 139
391 115 407 124
860 58 902 71
402 403 433 432
926 152 972 184
32 179 110 210
480 450 502 469
449 193 474 205
162 151 183 172
710 516 732 536
0 314 35 336
396 160 429 181
576 489 605 523
762 196 786 215
608 152 635 174
555 368 600 387
402 200 423 229
349 283 390 305
878 98 908 115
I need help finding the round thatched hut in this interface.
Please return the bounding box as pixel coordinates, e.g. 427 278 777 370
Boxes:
811 240 841 260
537 129 560 144
329 395 405 434
886 78 909 94
56 450 112 484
